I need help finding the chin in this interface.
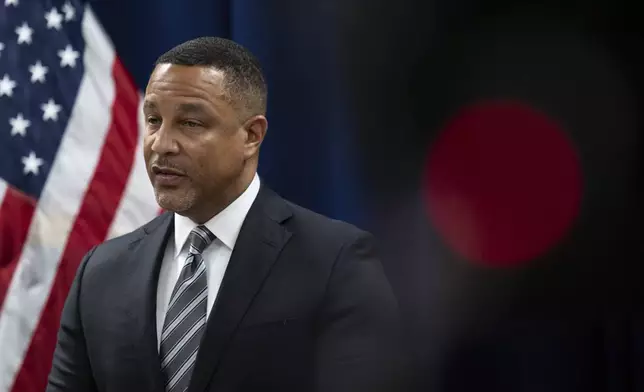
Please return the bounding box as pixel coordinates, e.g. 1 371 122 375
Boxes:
155 190 195 213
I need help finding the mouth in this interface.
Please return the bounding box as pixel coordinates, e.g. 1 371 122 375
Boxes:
151 165 187 186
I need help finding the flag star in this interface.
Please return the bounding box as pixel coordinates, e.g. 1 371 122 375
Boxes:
0 74 17 97
29 61 49 83
0 42 4 57
10 113 30 137
41 99 62 121
5 0 19 6
15 22 34 45
22 152 44 175
58 45 79 68
62 2 76 21
45 7 64 30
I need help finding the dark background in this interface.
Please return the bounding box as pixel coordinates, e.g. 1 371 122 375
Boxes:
92 0 643 390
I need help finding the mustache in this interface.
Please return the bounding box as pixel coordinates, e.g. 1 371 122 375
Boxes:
150 158 187 175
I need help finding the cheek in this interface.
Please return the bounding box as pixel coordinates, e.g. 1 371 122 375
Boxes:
190 147 222 177
202 143 242 174
187 134 243 177
143 136 154 158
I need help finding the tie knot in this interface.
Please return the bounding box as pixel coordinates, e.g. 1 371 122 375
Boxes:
187 225 215 255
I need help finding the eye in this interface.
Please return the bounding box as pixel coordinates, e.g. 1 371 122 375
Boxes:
146 116 161 126
182 120 202 128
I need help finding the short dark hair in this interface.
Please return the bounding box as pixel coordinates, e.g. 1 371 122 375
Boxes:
154 36 267 117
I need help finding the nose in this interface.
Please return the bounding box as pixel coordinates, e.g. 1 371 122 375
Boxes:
150 123 180 155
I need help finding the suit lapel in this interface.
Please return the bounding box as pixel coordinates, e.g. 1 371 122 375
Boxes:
121 212 173 392
190 186 293 392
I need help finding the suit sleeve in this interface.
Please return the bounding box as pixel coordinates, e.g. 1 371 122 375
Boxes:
314 232 411 392
46 247 98 392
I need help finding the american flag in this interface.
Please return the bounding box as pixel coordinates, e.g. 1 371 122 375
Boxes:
0 1 159 391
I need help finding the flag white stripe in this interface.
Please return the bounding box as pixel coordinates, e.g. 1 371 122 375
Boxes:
0 179 7 207
106 94 158 240
0 6 116 390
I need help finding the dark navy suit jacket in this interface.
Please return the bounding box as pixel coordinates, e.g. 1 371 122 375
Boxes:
46 185 408 392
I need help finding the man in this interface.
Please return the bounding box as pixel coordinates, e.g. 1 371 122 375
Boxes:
46 37 406 392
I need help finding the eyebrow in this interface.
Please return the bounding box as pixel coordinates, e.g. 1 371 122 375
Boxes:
142 100 212 116
142 100 157 111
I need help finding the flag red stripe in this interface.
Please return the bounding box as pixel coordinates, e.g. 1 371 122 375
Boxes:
10 58 140 392
0 188 36 309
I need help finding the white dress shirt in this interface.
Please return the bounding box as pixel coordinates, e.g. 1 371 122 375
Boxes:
155 173 261 348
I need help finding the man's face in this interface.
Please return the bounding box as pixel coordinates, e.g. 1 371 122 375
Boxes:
142 64 247 219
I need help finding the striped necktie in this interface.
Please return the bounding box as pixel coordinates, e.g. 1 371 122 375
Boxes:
159 225 215 392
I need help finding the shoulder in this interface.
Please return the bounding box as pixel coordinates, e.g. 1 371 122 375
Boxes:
258 185 371 247
285 200 368 240
257 184 369 243
84 212 170 264
274 196 374 262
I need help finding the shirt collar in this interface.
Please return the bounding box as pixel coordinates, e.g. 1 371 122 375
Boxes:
173 173 261 257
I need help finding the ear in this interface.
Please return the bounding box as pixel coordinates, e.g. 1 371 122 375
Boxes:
243 115 268 159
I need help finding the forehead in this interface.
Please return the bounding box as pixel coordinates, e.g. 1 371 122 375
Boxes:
144 64 228 109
